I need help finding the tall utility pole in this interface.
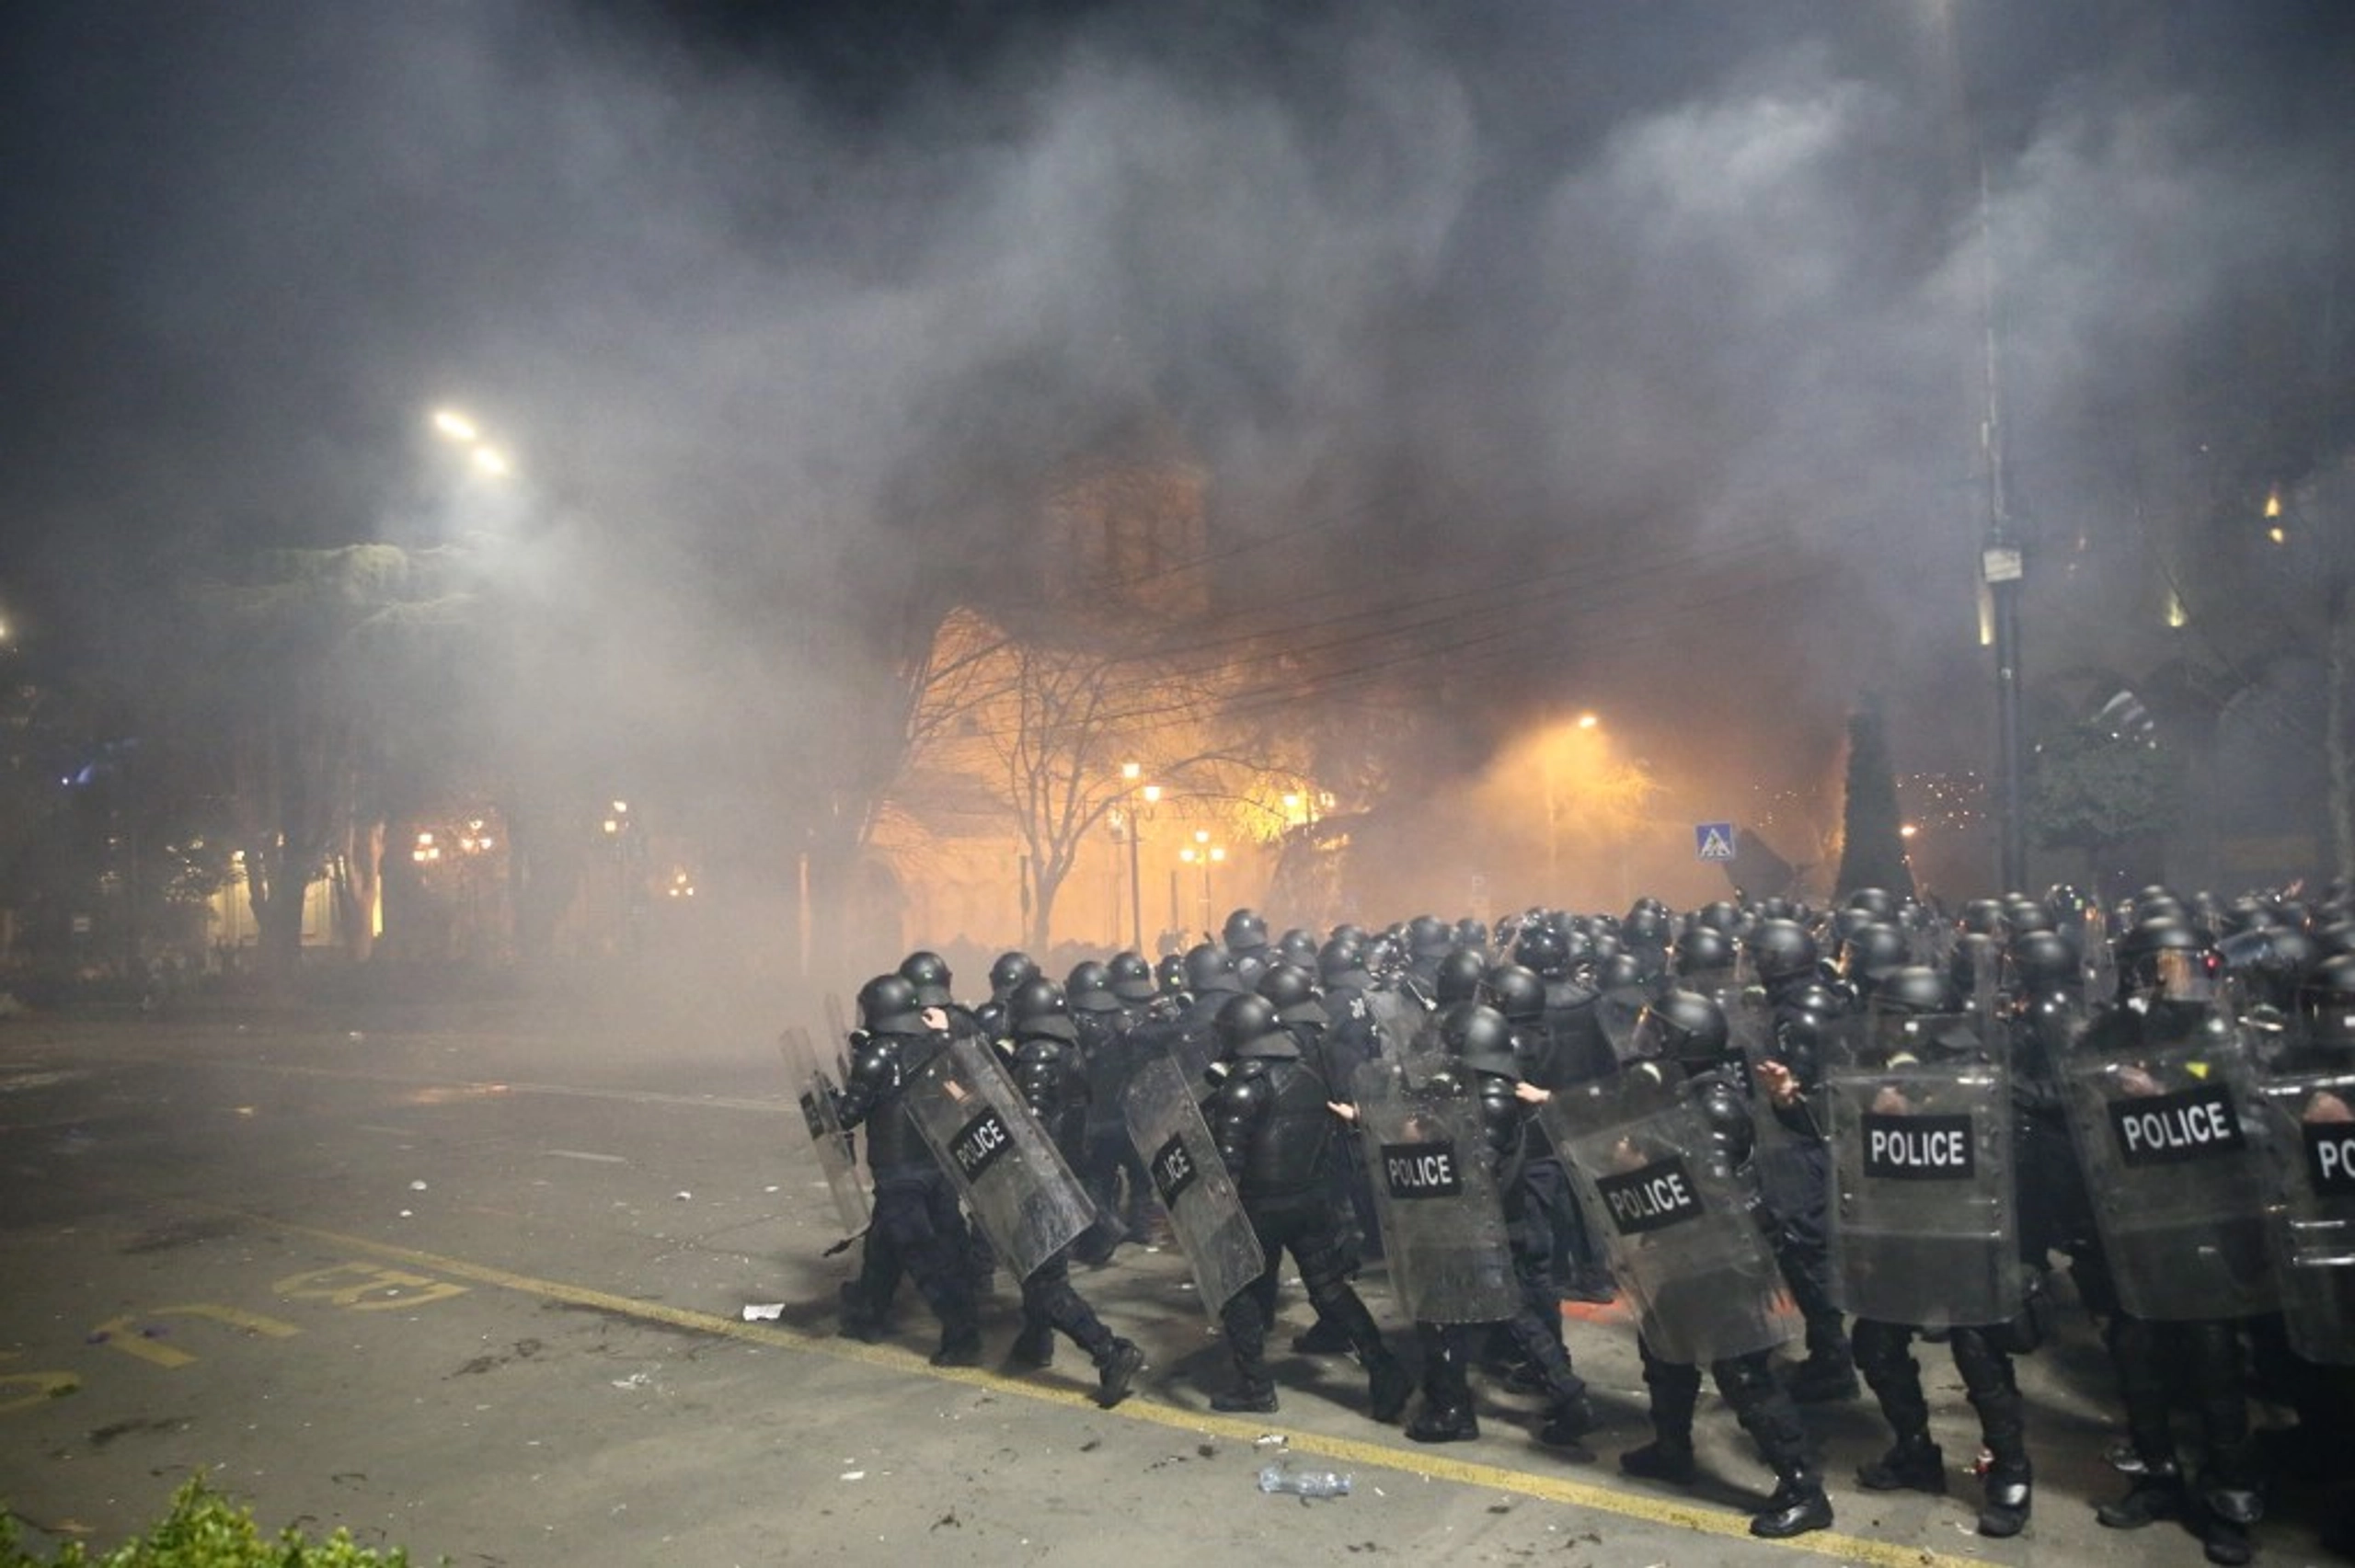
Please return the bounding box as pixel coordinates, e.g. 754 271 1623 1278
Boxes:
1978 151 2028 896
1939 3 2028 894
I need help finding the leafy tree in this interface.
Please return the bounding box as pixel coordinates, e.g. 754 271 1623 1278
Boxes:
2028 716 2176 890
177 544 479 983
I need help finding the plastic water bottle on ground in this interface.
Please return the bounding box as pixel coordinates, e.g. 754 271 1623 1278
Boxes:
1258 1462 1351 1499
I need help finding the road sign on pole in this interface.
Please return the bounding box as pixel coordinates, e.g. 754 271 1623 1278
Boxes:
1694 822 1738 863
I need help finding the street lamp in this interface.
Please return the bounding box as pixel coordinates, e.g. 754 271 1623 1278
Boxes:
1119 762 1160 952
428 405 513 480
1178 830 1224 936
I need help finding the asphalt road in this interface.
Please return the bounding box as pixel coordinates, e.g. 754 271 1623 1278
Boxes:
0 1005 2343 1567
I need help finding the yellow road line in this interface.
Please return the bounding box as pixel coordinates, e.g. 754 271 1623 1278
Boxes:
253 1214 1987 1568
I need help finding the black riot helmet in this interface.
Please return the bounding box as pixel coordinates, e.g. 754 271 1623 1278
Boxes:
2005 928 2080 994
1317 936 1369 985
1256 961 1322 1020
1837 922 1911 991
1155 952 1189 997
989 950 1040 1000
1407 914 1453 958
1948 932 2004 1002
1634 989 1731 1073
1277 927 1319 967
1696 898 1741 934
1009 977 1077 1040
1844 887 1898 921
1513 923 1569 979
1959 898 2009 938
1223 907 1270 955
1453 917 1490 951
1213 991 1293 1060
1107 950 1159 1004
2118 917 2218 1004
1439 1002 1520 1078
1672 925 1735 979
2217 925 2322 1014
1066 960 1121 1014
2295 953 2355 1051
1185 941 1243 995
1594 950 1647 994
857 973 925 1035
898 950 956 1008
1745 919 1819 987
1434 947 1488 1006
1876 965 1959 1017
1483 963 1547 1026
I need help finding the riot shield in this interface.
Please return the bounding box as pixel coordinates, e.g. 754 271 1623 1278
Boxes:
1822 1011 2020 1328
905 1034 1097 1283
2251 1065 2355 1365
782 1025 869 1237
2061 1005 2280 1322
2082 910 2119 1004
1121 1056 1268 1321
1596 981 1649 1064
1351 1059 1518 1324
1541 1064 1798 1365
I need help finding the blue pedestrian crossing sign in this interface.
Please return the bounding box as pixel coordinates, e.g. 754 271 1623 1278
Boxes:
1694 822 1738 862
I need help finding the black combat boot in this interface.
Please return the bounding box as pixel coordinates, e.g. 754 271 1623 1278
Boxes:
1978 1459 2031 1539
1407 1324 1479 1443
837 1282 888 1344
1970 1376 2032 1538
2198 1486 2260 1567
2097 1462 2186 1528
1407 1401 1479 1443
929 1331 984 1368
1008 1322 1055 1368
1366 1349 1413 1425
1291 1315 1355 1355
1538 1391 1598 1447
1094 1339 1144 1410
1619 1436 1699 1485
1211 1379 1279 1413
1751 1467 1834 1539
1782 1349 1859 1402
1856 1436 1946 1494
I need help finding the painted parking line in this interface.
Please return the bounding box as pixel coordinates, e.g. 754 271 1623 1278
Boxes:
244 1211 1982 1568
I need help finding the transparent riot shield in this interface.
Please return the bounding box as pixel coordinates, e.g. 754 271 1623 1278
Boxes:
1351 1058 1517 1324
2251 1066 2355 1365
1823 1011 2020 1328
905 1035 1097 1283
1121 1056 1267 1321
1596 981 1649 1064
781 1024 869 1238
2061 1005 2280 1322
1541 1063 1798 1366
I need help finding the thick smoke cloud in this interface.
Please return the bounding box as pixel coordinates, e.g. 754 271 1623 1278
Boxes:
2 0 2348 926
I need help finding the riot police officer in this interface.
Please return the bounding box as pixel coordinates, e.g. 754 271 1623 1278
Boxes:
1392 1001 1596 1447
828 975 982 1366
2073 917 2270 1566
1202 992 1410 1421
1002 979 1145 1407
1528 989 1834 1539
1832 967 2040 1539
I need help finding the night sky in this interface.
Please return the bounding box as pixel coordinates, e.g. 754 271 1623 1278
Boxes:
4 0 2349 901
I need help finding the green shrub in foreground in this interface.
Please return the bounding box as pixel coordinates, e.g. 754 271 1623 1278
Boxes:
0 1475 418 1568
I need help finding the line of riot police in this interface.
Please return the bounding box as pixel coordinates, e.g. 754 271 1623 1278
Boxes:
786 887 2355 1560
